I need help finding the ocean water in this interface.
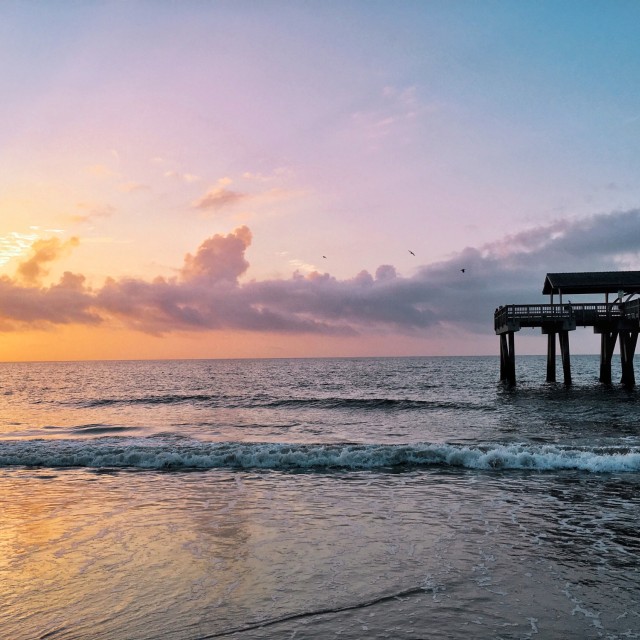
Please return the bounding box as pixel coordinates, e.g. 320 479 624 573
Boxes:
1 356 639 639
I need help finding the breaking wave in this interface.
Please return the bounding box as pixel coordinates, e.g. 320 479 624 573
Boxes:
1 439 639 473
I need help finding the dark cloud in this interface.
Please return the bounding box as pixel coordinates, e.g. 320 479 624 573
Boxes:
2 210 640 337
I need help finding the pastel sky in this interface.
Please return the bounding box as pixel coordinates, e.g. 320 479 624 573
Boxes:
2 0 640 360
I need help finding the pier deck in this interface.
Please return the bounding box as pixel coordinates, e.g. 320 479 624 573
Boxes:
494 303 623 334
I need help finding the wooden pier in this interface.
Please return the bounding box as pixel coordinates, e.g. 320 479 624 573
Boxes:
495 272 640 386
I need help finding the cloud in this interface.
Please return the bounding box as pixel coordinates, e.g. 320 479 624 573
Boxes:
0 272 99 331
2 210 640 339
118 182 149 193
192 174 305 218
288 259 320 274
352 85 439 142
193 186 247 211
164 170 201 183
70 203 115 224
16 237 80 285
193 177 249 212
242 167 293 182
180 226 251 283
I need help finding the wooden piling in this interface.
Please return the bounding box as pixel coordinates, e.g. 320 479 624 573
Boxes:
546 332 556 382
620 329 638 387
559 330 572 385
500 333 507 382
499 331 516 385
508 331 516 385
599 331 617 385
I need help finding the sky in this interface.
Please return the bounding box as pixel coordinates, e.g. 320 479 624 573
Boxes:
1 0 640 361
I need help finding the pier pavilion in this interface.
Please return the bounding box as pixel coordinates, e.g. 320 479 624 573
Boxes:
494 272 640 386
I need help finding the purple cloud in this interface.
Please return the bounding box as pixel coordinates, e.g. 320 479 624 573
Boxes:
1 210 639 337
0 272 99 330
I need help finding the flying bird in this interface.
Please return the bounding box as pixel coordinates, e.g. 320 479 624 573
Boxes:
322 255 327 259
408 250 415 256
460 268 466 273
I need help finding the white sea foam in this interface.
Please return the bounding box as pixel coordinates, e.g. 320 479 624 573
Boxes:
1 439 640 473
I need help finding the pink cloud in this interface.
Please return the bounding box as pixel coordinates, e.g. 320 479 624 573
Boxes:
193 186 249 212
0 272 98 330
2 210 640 338
181 226 251 283
70 204 115 224
164 170 201 183
17 237 80 285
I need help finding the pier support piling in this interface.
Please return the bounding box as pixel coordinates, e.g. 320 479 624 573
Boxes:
500 331 516 386
620 329 638 387
599 331 618 385
559 330 572 385
546 332 556 382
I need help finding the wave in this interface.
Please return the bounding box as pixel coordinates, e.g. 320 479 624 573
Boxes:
1 439 639 473
68 424 142 435
79 395 484 411
82 394 219 407
266 398 479 411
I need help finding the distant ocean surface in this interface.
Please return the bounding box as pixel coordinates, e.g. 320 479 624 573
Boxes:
1 356 639 639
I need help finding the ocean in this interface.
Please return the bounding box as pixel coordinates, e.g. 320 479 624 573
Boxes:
1 356 639 639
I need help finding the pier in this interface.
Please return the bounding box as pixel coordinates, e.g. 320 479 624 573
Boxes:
495 272 640 386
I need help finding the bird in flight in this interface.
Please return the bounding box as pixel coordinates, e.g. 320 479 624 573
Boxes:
408 250 415 256
460 268 466 273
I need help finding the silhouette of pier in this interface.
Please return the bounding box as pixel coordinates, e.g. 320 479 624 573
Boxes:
495 272 640 386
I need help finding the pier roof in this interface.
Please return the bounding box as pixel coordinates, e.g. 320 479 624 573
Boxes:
542 271 640 296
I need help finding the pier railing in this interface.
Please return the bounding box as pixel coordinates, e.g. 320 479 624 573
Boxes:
624 298 640 320
494 303 624 333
